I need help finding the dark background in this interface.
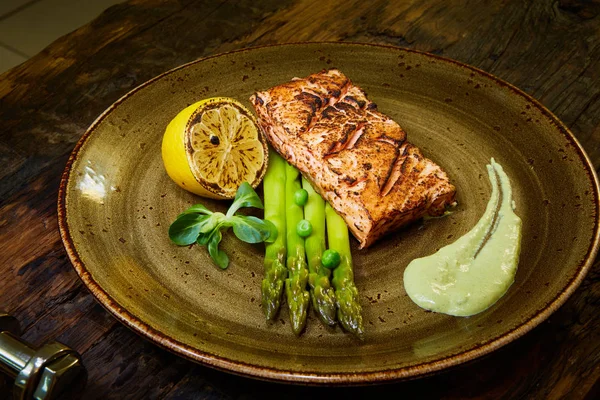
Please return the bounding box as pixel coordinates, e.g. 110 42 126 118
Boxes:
1 0 599 398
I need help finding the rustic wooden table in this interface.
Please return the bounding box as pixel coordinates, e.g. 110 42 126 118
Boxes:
1 0 599 398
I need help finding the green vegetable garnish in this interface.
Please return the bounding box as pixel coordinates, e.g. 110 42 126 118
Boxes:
293 188 308 206
168 182 277 269
321 249 341 269
261 150 288 320
326 202 364 337
284 163 310 335
296 219 312 237
302 176 336 326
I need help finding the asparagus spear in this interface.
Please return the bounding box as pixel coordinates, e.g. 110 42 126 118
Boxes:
325 203 364 338
301 177 336 326
285 163 310 335
261 150 288 320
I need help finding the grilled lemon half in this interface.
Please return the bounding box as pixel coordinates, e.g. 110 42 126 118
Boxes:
162 97 268 199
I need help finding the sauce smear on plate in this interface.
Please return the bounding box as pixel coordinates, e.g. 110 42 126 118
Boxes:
404 159 522 316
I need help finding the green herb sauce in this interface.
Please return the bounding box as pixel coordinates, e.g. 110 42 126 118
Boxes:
404 159 522 316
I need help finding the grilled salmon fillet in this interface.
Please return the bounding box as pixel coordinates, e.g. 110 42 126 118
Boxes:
251 69 456 248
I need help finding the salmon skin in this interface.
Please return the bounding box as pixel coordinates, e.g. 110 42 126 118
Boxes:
251 69 456 249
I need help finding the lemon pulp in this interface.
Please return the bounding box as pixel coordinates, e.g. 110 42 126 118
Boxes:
162 97 268 199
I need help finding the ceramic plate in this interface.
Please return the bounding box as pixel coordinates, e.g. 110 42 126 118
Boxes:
58 43 599 384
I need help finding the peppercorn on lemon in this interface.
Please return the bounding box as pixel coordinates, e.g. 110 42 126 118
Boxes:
162 97 268 199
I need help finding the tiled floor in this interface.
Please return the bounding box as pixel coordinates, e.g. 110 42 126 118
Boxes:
0 0 124 74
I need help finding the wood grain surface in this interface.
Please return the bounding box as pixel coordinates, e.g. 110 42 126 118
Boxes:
0 0 598 398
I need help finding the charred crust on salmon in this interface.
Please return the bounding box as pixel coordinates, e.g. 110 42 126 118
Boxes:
343 95 367 109
342 176 357 185
295 91 323 112
321 106 337 119
333 102 358 113
251 68 456 248
330 89 342 98
329 166 342 175
253 95 264 106
378 133 403 146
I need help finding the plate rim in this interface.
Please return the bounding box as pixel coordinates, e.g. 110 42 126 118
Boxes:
57 41 600 384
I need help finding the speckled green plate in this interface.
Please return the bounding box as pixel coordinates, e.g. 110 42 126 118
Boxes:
58 43 599 384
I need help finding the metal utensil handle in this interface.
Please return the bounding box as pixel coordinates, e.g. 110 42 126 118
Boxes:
0 311 87 400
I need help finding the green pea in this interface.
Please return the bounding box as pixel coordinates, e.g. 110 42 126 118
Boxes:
294 189 308 206
296 219 312 237
321 249 341 269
